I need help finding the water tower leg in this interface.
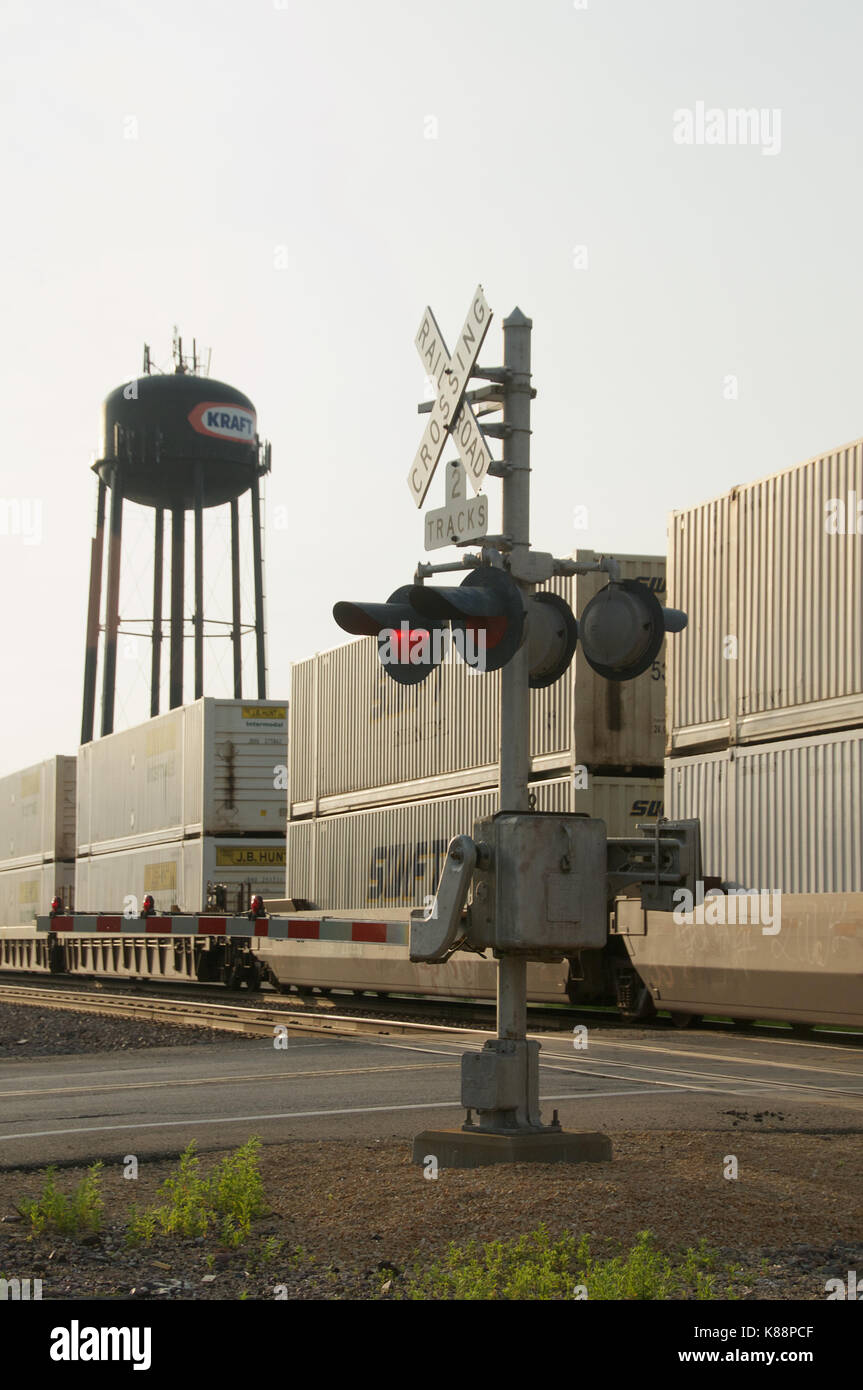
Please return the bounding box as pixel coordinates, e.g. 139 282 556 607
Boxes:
151 508 164 718
194 463 204 700
250 473 267 699
230 497 242 698
100 473 124 737
81 478 106 745
170 507 185 709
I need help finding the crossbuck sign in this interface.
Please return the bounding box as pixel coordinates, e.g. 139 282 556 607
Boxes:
407 285 493 507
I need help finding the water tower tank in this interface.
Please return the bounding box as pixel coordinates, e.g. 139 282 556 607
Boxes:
99 374 259 509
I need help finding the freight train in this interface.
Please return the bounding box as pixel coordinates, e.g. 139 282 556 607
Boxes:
2 874 862 1032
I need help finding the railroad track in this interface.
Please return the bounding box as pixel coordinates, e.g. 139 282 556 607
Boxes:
1 973 862 1048
0 980 480 1040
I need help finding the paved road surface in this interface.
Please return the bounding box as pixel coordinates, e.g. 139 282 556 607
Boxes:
1 1024 861 1166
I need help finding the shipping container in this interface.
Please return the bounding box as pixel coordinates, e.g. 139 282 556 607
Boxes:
77 698 288 854
668 439 863 752
0 861 76 926
75 837 287 914
665 727 863 893
286 774 663 910
290 551 666 816
0 756 76 871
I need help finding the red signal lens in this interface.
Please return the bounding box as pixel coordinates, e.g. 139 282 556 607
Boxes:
465 616 507 649
394 628 429 661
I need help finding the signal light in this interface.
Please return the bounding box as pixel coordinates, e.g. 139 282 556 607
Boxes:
141 894 156 917
49 895 63 918
249 894 266 919
578 579 687 681
409 567 526 673
526 592 578 688
333 586 448 686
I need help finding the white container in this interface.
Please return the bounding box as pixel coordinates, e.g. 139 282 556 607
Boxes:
77 698 288 854
286 774 663 910
75 837 287 914
290 551 666 816
0 756 76 870
668 439 863 752
0 861 76 926
665 727 863 893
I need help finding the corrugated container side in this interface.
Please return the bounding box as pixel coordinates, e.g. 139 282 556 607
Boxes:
77 699 288 853
0 861 76 926
666 727 863 893
666 493 733 744
0 756 77 869
290 552 666 814
665 751 735 883
288 661 316 807
183 698 205 832
75 837 287 914
738 442 863 726
78 707 184 850
286 774 663 910
735 732 863 894
669 441 863 751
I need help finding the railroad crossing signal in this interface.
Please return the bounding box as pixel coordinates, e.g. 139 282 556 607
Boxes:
408 286 493 507
334 291 692 1157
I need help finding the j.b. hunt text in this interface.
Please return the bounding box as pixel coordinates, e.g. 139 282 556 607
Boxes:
379 623 487 671
673 882 781 935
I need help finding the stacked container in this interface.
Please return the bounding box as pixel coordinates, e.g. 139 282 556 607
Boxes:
0 757 77 924
75 698 288 912
287 551 667 910
665 437 863 891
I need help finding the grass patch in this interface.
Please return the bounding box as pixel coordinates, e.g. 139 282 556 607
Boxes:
127 1137 267 1248
19 1162 104 1239
394 1225 741 1301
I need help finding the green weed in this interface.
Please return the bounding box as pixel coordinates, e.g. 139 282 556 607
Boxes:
125 1138 267 1248
20 1163 104 1239
396 1224 738 1301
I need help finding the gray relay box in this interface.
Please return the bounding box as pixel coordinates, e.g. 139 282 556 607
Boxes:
467 813 608 956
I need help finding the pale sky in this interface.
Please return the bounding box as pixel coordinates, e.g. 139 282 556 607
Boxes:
2 0 861 773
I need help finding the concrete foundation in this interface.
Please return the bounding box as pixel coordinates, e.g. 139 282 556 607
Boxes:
412 1129 613 1169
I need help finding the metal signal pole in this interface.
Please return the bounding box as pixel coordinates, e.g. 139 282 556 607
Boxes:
497 308 533 1048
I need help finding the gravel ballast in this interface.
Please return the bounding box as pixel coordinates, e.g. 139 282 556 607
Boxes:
0 1132 860 1301
0 1001 260 1056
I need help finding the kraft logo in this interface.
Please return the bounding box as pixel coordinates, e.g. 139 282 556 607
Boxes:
188 401 256 442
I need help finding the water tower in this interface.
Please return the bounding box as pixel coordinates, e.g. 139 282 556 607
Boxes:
81 335 272 743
